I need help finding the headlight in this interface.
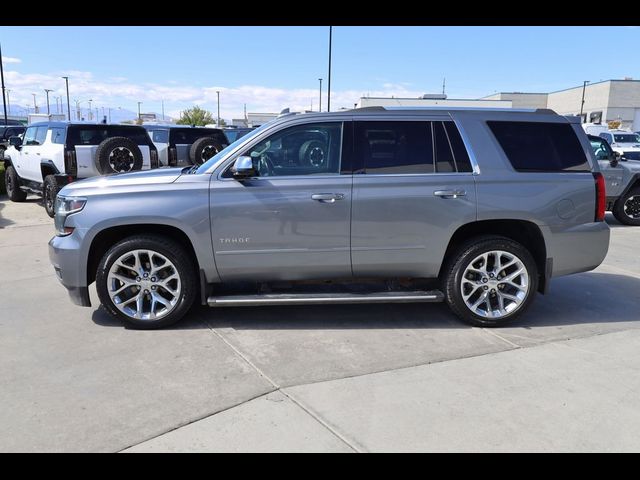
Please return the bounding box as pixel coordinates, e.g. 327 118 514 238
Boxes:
54 196 87 236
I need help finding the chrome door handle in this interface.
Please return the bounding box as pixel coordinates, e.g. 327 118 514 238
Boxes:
311 193 345 203
434 189 466 199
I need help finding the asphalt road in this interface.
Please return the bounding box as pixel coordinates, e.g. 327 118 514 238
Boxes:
1 195 639 452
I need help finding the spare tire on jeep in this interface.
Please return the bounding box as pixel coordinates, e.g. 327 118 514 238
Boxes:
189 137 223 165
95 136 143 175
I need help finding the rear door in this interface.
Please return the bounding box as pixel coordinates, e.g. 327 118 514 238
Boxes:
351 118 477 277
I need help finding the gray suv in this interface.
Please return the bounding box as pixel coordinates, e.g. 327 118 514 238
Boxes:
49 107 610 329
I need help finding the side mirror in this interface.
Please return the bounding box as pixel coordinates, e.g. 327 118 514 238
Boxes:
231 156 256 179
9 136 22 148
610 157 619 167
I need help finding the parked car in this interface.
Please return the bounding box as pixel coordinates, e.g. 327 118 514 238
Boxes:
0 125 26 159
3 122 159 217
143 125 228 167
222 127 255 143
598 130 640 161
49 107 610 329
588 134 640 225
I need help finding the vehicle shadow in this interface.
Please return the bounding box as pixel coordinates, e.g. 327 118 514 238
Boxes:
92 271 640 331
0 197 14 228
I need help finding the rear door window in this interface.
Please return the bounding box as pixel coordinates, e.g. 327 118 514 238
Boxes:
50 127 66 144
68 126 150 145
488 121 590 172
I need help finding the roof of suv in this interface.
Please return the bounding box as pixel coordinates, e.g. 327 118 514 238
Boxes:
27 121 148 129
143 125 223 131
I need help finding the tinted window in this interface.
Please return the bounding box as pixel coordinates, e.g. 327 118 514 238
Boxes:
148 129 169 143
355 121 433 174
35 127 48 145
613 133 640 143
23 127 39 146
444 122 473 172
488 121 590 172
624 151 640 161
238 122 343 177
68 126 150 145
433 122 455 172
50 127 66 144
170 128 227 146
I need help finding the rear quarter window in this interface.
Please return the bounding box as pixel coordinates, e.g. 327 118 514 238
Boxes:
488 121 590 172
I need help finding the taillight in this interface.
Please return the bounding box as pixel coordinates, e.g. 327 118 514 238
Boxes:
593 172 606 222
150 149 159 169
64 148 77 176
168 147 177 166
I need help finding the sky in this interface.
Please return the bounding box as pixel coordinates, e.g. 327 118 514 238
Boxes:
1 26 639 122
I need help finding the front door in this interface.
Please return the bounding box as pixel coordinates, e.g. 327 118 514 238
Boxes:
210 121 352 282
351 119 477 278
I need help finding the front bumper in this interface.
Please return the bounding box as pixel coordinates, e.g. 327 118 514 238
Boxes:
49 234 91 307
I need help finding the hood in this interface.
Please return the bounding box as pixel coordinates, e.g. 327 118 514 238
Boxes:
59 167 185 196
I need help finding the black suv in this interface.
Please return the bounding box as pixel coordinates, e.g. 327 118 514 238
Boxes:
0 125 26 159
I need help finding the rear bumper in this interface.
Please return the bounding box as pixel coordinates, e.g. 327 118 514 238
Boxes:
49 234 91 307
546 221 610 278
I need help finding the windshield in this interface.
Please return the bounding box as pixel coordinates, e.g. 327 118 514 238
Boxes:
195 123 271 174
613 133 640 143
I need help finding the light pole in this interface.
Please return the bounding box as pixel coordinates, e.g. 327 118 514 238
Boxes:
137 101 142 122
32 93 39 114
74 99 82 121
161 99 165 121
88 99 92 121
0 42 8 124
61 76 71 121
6 89 10 116
216 91 220 126
44 89 53 115
579 80 589 119
327 26 332 112
318 78 322 113
54 96 60 114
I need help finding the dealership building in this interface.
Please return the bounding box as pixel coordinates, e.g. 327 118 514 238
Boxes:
483 79 640 130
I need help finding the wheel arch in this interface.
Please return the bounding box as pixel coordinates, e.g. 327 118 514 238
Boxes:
40 160 60 180
439 219 548 294
87 224 200 287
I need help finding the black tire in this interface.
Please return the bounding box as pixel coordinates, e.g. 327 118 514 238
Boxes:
5 165 27 202
443 236 538 327
96 235 198 329
612 186 640 226
298 140 327 168
94 136 143 175
43 175 59 218
189 137 222 165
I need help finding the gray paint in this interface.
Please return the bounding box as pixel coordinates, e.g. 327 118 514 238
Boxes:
49 107 610 307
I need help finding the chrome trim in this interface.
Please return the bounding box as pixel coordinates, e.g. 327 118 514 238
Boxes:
450 115 481 175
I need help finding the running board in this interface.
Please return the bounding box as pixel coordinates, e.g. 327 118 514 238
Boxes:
207 290 444 307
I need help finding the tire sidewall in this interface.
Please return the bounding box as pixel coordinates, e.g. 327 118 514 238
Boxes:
446 237 538 327
95 137 143 175
190 137 221 165
43 176 59 218
614 188 640 226
6 165 27 202
96 236 196 329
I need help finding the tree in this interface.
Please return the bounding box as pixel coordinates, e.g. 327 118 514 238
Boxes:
177 106 215 126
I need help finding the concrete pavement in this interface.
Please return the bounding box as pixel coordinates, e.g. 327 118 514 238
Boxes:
1 196 639 452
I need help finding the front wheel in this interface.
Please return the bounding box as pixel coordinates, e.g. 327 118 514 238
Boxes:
443 236 538 327
96 235 197 329
5 165 27 202
612 186 640 226
43 175 59 218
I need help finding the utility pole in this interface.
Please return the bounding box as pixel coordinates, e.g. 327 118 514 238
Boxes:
32 93 38 114
44 89 53 115
0 43 8 124
442 77 446 95
137 101 142 122
579 80 589 119
6 89 10 117
318 78 322 113
216 91 220 127
61 76 71 121
161 99 165 121
327 26 332 112
244 103 247 125
88 99 92 121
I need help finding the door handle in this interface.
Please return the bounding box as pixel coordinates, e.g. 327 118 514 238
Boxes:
434 189 467 199
311 193 345 203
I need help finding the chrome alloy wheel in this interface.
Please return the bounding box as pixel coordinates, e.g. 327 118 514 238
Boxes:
201 145 217 162
461 250 529 319
623 195 640 219
107 249 181 321
108 147 135 173
308 146 325 167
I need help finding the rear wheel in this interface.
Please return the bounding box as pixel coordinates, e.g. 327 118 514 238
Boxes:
443 236 538 327
5 165 27 202
613 186 640 226
96 235 197 329
43 175 59 218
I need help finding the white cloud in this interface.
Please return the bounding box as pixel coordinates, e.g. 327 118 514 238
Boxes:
2 66 428 120
3 57 21 64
